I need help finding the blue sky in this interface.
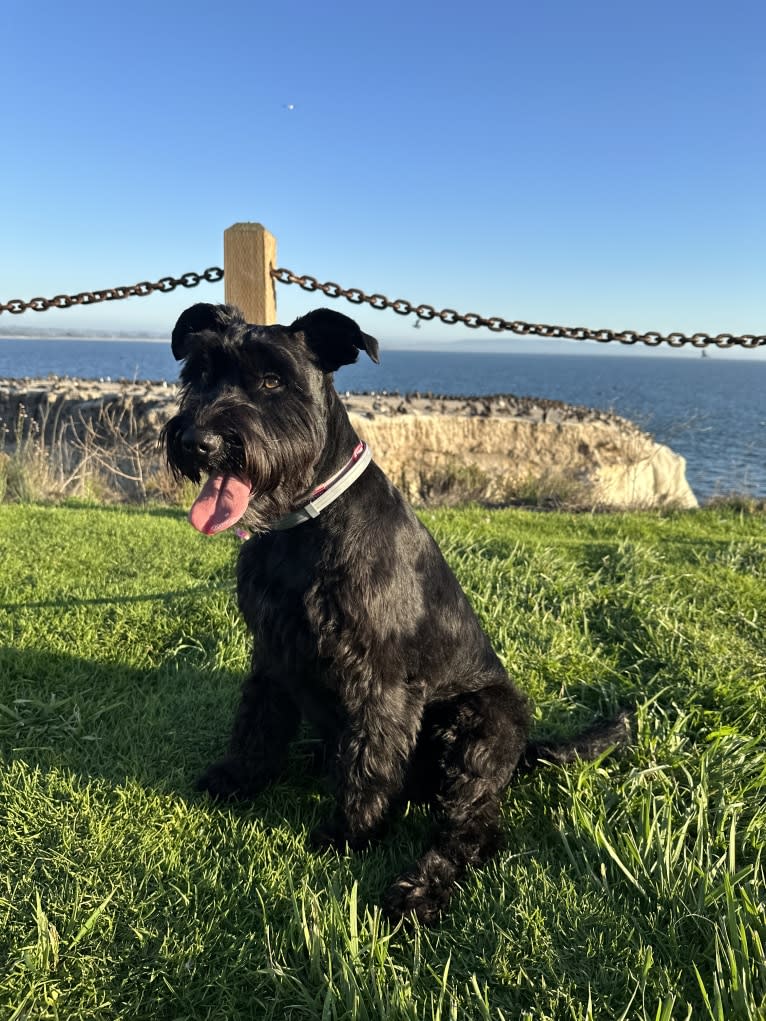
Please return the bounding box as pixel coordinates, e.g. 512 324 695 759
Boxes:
2 0 765 357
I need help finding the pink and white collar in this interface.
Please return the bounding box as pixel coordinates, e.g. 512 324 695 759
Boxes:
270 441 372 531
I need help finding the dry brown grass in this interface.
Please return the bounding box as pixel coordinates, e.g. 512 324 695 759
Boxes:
0 402 188 506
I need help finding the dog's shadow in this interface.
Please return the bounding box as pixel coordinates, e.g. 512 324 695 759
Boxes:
0 644 443 913
1 645 256 784
1 643 636 965
0 639 630 813
0 644 429 851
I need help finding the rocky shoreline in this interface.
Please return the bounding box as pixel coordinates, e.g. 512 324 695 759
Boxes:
340 389 642 428
0 375 640 427
0 376 698 510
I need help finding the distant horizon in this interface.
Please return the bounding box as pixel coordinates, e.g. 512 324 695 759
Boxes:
1 325 764 361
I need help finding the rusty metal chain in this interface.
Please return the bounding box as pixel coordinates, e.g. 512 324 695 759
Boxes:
2 262 763 350
271 267 766 350
0 267 224 316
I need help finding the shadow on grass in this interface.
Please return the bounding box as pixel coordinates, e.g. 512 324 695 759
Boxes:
0 641 600 862
49 500 190 522
0 646 436 870
0 582 231 612
1 646 255 799
2 647 664 1020
576 542 669 687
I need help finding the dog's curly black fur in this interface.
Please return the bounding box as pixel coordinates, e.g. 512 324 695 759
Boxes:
162 303 629 925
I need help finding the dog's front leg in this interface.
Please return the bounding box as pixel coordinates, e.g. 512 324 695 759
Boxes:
197 667 300 800
312 700 420 851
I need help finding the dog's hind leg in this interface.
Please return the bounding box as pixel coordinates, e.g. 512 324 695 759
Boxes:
196 668 301 800
383 683 528 925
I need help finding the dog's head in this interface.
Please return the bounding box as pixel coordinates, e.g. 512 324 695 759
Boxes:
161 303 379 534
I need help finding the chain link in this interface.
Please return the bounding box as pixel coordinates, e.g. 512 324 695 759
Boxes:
271 267 766 350
2 262 763 350
0 267 224 316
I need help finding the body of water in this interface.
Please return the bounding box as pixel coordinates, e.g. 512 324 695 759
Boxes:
1 337 764 501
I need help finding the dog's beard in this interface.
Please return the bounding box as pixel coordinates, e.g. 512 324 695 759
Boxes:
162 403 324 535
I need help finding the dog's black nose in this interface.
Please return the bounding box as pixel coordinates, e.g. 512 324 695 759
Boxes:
180 427 222 458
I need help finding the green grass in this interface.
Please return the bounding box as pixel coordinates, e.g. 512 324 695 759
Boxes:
1 503 764 1020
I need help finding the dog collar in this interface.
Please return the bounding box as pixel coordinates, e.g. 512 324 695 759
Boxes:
271 441 372 531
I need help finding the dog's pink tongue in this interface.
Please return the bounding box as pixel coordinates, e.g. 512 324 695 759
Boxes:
188 473 251 535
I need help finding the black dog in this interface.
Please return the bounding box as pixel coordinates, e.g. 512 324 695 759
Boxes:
162 302 628 924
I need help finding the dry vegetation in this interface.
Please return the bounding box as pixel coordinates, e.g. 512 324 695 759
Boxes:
1 400 762 513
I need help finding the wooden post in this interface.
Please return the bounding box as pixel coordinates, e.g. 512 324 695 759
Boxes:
223 222 278 324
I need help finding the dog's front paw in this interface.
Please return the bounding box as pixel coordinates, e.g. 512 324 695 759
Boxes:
196 758 265 801
383 864 454 926
309 819 344 851
309 819 371 853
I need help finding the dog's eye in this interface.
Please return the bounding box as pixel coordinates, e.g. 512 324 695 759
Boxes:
262 374 282 390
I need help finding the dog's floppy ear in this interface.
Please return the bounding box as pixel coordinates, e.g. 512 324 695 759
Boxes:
290 308 380 372
171 303 245 360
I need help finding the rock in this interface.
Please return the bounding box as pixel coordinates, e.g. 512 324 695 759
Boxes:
348 414 697 510
0 376 698 510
